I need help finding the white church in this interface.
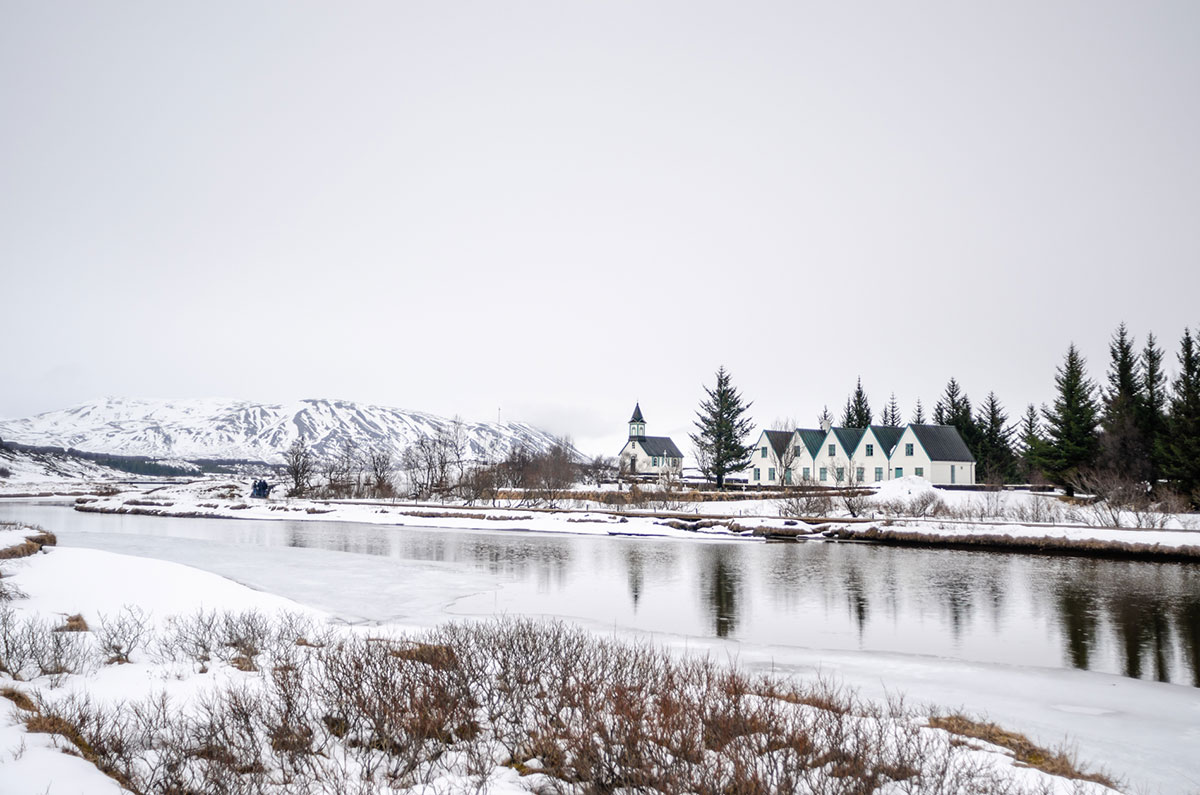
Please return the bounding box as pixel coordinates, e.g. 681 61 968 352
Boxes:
617 404 684 477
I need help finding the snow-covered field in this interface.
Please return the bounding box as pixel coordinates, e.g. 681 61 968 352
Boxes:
0 527 1135 795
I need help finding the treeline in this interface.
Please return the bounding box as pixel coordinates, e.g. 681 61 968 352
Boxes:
834 323 1200 506
280 423 614 507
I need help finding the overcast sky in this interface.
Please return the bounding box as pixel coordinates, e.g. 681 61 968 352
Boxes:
3 1 1199 457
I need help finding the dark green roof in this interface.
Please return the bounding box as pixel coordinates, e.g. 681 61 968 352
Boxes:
629 403 645 423
867 425 905 456
796 429 827 458
910 424 975 462
832 427 865 454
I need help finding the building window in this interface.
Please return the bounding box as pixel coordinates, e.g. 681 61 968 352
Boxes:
905 443 914 456
793 445 801 457
753 468 760 481
836 467 845 482
819 467 827 482
803 467 810 480
866 444 874 457
856 467 864 482
768 467 776 481
895 467 903 477
828 444 836 457
874 467 883 481
784 469 792 484
915 467 924 477
761 447 768 458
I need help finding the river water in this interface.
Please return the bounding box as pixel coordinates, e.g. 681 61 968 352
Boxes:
4 502 1198 688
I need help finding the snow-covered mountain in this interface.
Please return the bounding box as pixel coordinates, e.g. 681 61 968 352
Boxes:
0 398 564 464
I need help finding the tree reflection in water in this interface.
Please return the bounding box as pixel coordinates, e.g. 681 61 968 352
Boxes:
701 545 741 637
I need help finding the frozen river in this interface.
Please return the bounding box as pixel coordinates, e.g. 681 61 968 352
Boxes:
3 502 1199 792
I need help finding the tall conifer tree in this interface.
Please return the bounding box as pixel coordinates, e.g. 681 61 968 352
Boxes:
1099 323 1148 480
1160 328 1200 504
1141 332 1169 483
880 393 902 427
840 378 872 428
934 378 980 456
911 398 926 425
1018 403 1044 483
975 392 1017 484
1033 344 1100 494
690 367 755 490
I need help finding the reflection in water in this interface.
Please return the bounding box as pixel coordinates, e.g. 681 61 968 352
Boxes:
1058 582 1099 670
842 564 868 639
3 503 1199 687
701 545 740 637
625 546 644 609
1182 600 1200 688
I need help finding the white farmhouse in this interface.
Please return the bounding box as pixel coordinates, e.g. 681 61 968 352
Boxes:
890 424 976 485
748 421 975 487
853 425 906 484
618 404 684 477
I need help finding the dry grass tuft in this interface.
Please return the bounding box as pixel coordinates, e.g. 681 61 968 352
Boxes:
54 613 89 633
0 686 38 712
929 713 1117 789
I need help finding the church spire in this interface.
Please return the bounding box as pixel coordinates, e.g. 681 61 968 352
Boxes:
629 403 646 440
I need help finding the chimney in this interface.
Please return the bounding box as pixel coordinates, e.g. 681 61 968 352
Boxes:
820 418 832 433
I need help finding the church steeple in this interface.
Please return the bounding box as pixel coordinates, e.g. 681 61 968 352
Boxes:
628 403 646 440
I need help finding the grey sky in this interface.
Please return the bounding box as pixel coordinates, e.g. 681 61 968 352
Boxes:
3 1 1199 457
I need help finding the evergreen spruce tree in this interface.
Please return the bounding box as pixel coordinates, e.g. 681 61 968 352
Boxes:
1099 322 1148 480
1018 403 1044 482
1160 328 1200 504
1033 344 1100 495
690 366 755 490
839 378 872 428
911 398 926 425
933 378 980 456
975 392 1017 484
1140 332 1169 484
881 393 901 427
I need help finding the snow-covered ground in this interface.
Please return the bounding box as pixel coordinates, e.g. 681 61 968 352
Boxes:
52 476 1200 555
0 534 1142 794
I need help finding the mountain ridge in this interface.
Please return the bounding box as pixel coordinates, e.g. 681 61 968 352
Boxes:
0 397 564 464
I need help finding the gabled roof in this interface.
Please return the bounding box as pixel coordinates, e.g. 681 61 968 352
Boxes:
910 424 975 462
868 425 905 456
630 403 644 423
832 427 865 455
637 436 683 458
795 429 827 458
764 430 792 459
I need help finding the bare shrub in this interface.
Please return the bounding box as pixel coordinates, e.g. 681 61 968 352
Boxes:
96 606 149 664
1010 496 1063 524
778 482 833 518
10 611 1113 795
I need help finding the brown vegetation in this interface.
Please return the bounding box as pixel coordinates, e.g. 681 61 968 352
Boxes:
930 713 1116 788
825 524 1200 562
5 612 1114 795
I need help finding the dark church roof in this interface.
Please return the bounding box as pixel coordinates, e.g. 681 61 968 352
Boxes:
910 424 975 462
636 436 683 458
630 403 645 423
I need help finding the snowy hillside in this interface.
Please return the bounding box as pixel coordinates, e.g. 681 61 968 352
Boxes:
0 398 564 464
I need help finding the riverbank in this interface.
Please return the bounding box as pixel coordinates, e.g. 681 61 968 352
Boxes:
0 527 1125 795
50 477 1200 561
